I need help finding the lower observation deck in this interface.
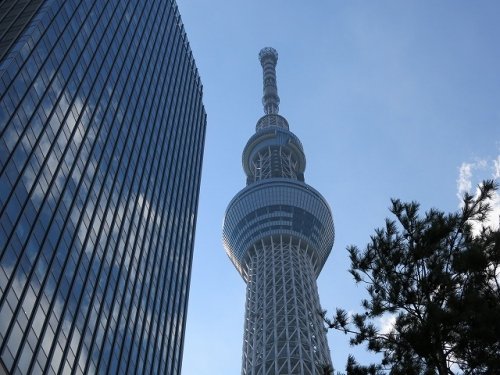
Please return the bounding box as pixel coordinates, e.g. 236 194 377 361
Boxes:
222 178 334 280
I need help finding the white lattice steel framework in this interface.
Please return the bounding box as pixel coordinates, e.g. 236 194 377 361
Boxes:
251 146 299 181
243 237 331 375
223 48 334 375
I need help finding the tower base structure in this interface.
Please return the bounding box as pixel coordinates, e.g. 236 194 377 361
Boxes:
242 236 331 375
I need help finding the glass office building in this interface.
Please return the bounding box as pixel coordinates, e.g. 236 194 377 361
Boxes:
223 48 334 375
0 0 46 63
0 0 206 374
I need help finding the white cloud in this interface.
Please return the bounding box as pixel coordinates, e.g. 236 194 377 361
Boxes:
457 162 473 199
485 188 500 232
378 314 396 335
457 155 500 233
493 155 500 179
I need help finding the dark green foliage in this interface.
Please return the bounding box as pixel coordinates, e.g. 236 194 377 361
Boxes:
323 180 500 375
319 363 335 375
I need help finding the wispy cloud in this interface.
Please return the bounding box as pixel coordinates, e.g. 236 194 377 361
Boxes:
457 162 473 199
379 314 396 335
494 155 500 179
457 155 500 232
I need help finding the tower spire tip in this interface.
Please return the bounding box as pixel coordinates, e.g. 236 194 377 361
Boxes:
259 47 278 63
259 47 280 115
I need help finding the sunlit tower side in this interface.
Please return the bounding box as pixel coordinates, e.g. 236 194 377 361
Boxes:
222 48 334 375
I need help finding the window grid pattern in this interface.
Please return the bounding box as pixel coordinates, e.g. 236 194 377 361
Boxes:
0 0 206 374
0 0 46 63
223 179 334 278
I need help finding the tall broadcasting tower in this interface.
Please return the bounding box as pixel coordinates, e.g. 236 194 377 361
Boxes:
222 48 334 374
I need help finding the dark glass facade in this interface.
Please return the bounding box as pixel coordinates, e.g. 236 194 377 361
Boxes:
0 0 206 374
0 0 45 63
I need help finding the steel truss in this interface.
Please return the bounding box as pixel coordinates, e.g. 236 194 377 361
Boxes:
242 236 331 375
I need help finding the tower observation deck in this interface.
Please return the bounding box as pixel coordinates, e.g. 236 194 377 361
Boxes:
222 48 334 374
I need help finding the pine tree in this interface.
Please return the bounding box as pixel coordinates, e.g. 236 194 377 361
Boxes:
323 180 500 374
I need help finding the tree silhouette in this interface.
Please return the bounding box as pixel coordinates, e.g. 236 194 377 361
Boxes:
323 180 500 375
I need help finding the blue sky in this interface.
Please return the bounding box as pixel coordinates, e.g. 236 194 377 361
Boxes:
177 1 500 373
